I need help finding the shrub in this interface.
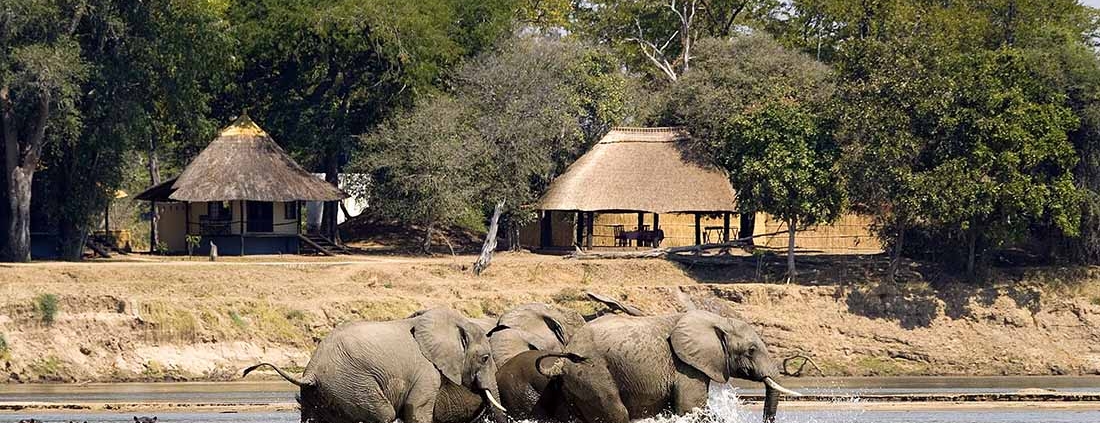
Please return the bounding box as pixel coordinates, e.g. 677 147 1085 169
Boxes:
0 333 9 359
230 310 248 330
36 294 59 325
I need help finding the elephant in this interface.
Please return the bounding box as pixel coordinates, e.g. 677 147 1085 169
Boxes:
489 294 646 420
496 349 587 422
244 308 506 423
545 310 800 423
488 292 645 368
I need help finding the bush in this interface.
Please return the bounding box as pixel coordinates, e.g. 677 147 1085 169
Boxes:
35 294 59 325
0 333 9 359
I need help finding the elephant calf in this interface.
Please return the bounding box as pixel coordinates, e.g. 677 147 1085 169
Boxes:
546 310 800 423
245 308 505 423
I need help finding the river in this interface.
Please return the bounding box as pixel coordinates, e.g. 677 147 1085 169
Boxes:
2 377 1099 423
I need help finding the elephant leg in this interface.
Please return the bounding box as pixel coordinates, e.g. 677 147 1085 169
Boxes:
563 359 629 423
341 383 397 423
670 375 709 415
401 376 440 423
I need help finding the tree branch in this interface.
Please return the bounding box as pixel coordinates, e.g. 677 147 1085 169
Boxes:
22 94 50 169
1 86 17 173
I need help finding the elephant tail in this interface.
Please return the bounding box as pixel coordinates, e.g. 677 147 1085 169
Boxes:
242 363 314 387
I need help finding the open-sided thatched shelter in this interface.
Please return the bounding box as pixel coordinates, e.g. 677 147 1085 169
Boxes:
136 115 347 255
533 127 739 249
525 127 882 252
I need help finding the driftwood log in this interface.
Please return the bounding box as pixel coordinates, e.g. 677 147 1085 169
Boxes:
473 201 505 276
782 354 824 377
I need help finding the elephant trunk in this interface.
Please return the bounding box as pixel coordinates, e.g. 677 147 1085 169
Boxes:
762 382 779 423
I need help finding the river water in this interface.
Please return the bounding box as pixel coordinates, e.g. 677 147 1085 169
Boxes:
2 377 1100 423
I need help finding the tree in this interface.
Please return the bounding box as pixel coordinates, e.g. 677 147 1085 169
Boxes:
356 97 483 253
574 0 775 82
454 36 631 250
917 49 1080 274
776 0 1090 274
228 0 516 241
661 35 841 280
1 1 89 262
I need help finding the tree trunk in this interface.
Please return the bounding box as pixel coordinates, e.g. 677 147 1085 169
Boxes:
3 167 33 262
474 201 505 276
887 219 906 283
322 150 340 243
786 216 797 283
509 223 521 252
967 229 977 276
148 136 161 252
57 218 87 261
421 223 434 255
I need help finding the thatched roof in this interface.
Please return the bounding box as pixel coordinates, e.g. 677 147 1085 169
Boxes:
537 127 737 213
137 115 347 203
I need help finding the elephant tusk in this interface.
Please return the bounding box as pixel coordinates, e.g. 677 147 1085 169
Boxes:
764 377 803 397
484 389 507 412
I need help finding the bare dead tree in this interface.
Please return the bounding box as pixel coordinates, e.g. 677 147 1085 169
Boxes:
473 201 505 276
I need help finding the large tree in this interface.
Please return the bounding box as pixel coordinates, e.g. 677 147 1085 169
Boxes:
0 0 88 262
454 36 631 249
228 0 516 239
574 0 776 82
661 35 842 280
776 0 1091 274
355 35 632 253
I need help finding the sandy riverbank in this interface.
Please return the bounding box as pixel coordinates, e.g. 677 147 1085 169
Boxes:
3 253 1100 382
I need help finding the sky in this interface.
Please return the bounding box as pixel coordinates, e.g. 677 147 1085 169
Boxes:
1083 0 1100 9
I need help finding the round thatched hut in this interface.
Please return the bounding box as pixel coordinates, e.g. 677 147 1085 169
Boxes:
136 115 347 255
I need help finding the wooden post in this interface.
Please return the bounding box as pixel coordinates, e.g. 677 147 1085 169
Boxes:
694 213 702 245
653 213 661 248
586 211 595 250
240 200 246 256
723 212 731 242
575 211 584 248
296 200 302 254
150 201 157 253
184 202 190 236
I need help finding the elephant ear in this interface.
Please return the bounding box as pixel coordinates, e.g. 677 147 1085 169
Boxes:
670 311 728 383
499 304 571 347
412 308 468 386
491 328 556 366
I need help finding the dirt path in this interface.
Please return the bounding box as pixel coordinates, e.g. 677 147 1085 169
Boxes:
2 253 1100 383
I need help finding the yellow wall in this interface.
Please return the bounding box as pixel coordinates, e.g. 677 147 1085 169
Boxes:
157 201 302 252
157 203 187 252
520 211 882 253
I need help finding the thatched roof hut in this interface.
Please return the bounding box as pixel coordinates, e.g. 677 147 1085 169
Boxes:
537 127 736 213
136 115 347 202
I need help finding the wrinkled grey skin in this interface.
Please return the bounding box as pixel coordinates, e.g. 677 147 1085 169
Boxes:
490 296 645 421
244 308 502 423
550 310 784 423
487 303 586 368
496 350 585 422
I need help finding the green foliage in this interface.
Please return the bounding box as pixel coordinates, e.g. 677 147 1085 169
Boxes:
356 96 482 248
354 35 632 250
778 0 1090 272
663 34 842 227
454 36 631 245
35 293 59 325
229 310 247 331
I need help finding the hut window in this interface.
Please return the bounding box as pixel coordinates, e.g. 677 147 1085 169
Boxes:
285 202 299 220
207 202 231 221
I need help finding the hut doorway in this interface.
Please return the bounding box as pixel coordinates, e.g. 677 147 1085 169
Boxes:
246 201 274 233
